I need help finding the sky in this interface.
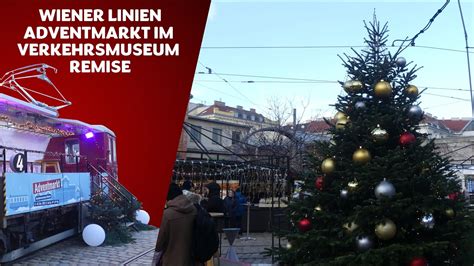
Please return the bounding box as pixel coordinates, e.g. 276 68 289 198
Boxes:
191 0 474 122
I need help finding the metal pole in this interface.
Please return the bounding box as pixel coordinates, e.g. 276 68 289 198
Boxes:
271 158 275 264
293 108 297 135
239 202 255 241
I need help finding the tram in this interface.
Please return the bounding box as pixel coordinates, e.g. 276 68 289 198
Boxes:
0 64 134 262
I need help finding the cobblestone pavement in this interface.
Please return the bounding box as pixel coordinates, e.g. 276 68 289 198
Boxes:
220 233 286 264
10 229 159 266
8 230 282 265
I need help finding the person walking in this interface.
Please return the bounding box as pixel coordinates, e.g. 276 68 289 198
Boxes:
154 183 197 266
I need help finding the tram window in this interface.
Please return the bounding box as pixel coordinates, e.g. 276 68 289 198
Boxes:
65 139 80 164
109 137 117 163
113 138 117 162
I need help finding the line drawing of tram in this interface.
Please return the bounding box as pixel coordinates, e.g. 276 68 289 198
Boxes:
0 64 138 262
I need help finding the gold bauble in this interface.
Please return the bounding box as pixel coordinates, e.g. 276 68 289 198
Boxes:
371 126 389 144
343 222 358 233
421 168 430 174
406 85 419 97
445 208 455 218
374 80 392 98
343 80 364 93
321 158 336 174
353 148 371 165
336 117 349 130
375 219 397 240
334 111 347 121
314 205 322 212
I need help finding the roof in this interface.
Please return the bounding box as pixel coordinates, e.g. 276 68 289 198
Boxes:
438 119 471 133
299 115 471 134
0 93 115 137
187 115 252 129
197 104 265 119
303 119 332 133
0 93 58 117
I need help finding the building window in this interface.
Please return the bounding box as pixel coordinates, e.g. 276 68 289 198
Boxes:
212 128 222 144
467 176 474 193
65 139 80 164
189 125 202 143
237 113 243 119
251 115 255 121
232 131 241 145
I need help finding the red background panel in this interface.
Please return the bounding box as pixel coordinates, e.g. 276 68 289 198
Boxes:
0 0 210 226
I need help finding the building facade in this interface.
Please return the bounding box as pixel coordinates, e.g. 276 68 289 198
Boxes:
179 100 275 160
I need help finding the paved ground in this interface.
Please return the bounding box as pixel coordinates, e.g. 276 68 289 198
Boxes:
10 230 159 266
220 233 285 264
7 230 282 265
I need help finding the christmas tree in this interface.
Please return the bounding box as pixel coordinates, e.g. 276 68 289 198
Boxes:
89 190 134 245
274 18 474 265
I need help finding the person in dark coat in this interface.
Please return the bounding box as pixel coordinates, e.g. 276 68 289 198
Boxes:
182 178 194 191
154 183 197 266
205 181 225 213
223 190 238 227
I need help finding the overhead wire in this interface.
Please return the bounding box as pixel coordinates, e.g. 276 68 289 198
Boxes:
198 62 260 107
456 0 473 117
200 44 473 54
193 82 255 103
391 0 451 54
425 100 465 109
423 92 469 101
195 79 471 92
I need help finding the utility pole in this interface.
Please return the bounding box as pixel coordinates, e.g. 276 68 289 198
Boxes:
293 108 297 136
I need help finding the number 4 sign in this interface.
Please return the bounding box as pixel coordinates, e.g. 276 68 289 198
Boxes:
10 153 26 173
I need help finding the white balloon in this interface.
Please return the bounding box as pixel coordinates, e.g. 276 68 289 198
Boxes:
82 224 105 247
136 210 150 225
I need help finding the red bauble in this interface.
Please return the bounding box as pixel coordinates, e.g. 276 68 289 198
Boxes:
448 192 460 200
315 176 324 190
298 218 312 232
399 132 416 146
410 257 428 266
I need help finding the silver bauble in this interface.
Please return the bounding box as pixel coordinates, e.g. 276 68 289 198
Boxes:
355 101 366 110
375 179 396 199
396 57 406 68
421 213 435 229
407 105 423 120
356 235 373 251
340 189 349 199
